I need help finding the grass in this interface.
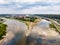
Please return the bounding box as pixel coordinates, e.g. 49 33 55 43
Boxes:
48 19 60 34
0 23 7 40
49 23 60 34
49 23 56 29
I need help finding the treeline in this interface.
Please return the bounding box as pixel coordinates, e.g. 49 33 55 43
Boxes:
35 14 60 19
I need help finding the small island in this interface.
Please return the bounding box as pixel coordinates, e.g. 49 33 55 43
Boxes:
14 16 40 30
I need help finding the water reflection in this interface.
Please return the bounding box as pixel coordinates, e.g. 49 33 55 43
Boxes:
1 19 60 45
8 31 26 45
1 19 27 45
26 19 60 45
36 19 51 28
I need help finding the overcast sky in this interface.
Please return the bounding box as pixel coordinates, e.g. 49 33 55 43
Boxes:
0 0 60 14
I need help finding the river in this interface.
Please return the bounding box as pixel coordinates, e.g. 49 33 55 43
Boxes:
0 18 60 45
1 18 27 45
27 19 60 45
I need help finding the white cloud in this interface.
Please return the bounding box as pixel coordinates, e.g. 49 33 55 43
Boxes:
0 0 11 4
15 0 60 3
14 0 60 4
0 0 60 4
18 6 60 14
0 0 60 14
0 6 60 14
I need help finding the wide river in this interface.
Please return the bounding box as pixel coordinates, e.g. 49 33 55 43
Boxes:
0 18 60 45
1 18 27 45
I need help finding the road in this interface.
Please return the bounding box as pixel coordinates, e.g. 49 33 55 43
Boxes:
0 18 27 45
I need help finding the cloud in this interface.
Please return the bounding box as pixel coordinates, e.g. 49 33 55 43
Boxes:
0 0 60 14
17 6 60 14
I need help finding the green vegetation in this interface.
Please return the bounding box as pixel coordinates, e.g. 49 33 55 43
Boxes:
28 17 37 22
14 17 37 26
49 23 56 29
49 23 60 34
0 23 7 40
14 17 40 30
15 17 37 22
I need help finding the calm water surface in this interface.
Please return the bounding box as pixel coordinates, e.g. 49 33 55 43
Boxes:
1 19 60 45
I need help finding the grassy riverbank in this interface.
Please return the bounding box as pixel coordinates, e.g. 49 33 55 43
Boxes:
49 23 60 34
0 23 7 40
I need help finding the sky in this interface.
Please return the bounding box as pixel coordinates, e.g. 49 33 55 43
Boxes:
0 0 60 14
